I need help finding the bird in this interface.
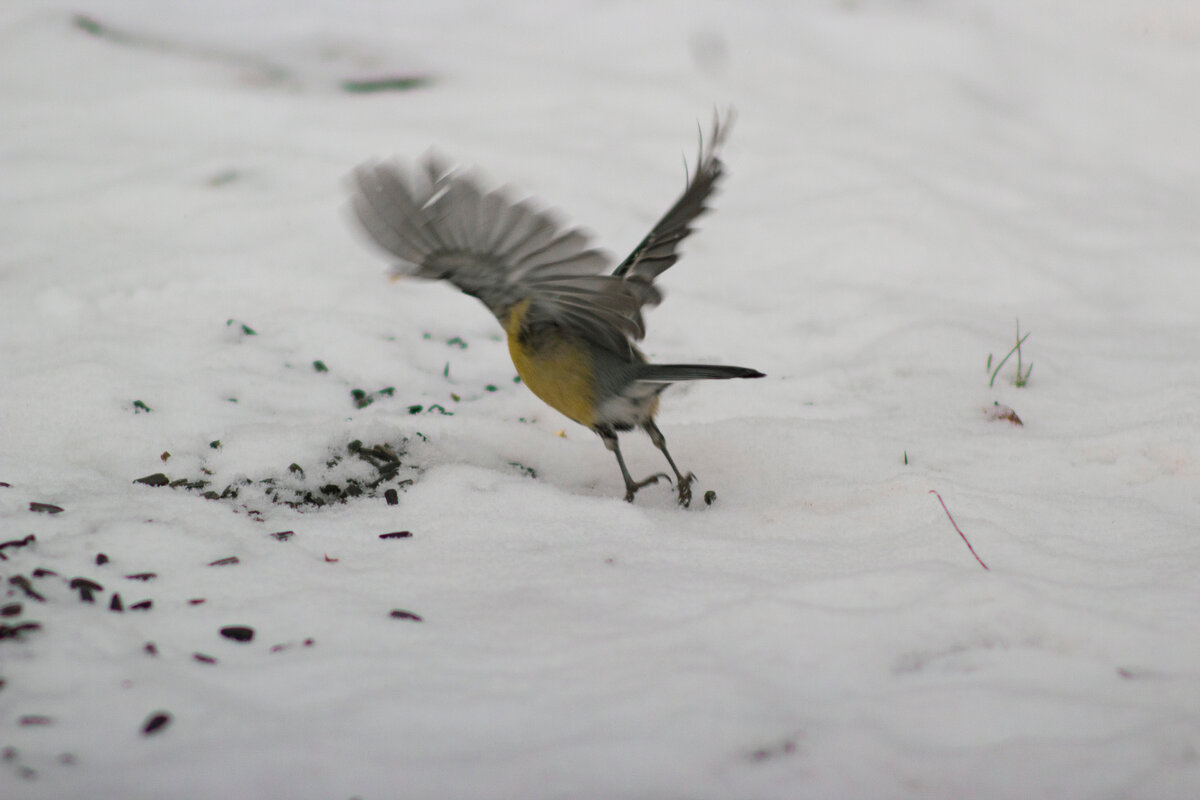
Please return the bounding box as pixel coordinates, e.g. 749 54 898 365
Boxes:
349 113 763 507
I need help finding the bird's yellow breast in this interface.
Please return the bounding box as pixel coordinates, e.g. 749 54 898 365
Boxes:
503 300 596 427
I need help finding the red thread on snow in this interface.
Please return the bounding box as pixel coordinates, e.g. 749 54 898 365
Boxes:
929 490 989 571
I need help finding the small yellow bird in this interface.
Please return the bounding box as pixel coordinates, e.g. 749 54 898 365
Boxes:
350 114 762 506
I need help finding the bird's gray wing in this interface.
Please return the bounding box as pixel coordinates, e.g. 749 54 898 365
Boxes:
612 110 732 284
351 155 652 354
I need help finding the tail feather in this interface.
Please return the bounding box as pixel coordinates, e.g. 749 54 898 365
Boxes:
634 363 764 383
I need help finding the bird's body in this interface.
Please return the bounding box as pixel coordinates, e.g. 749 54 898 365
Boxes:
503 299 611 428
351 114 762 505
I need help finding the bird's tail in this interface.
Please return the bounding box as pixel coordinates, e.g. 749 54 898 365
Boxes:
634 364 765 383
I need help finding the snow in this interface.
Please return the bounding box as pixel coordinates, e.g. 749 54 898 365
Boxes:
2 1 1199 797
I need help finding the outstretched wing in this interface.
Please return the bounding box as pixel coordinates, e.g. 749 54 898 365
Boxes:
351 156 654 355
350 112 733 356
612 110 732 283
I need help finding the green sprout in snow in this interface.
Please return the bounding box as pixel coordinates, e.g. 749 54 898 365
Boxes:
987 319 1033 388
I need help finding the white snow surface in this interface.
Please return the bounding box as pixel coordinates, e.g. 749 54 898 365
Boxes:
3 1 1200 797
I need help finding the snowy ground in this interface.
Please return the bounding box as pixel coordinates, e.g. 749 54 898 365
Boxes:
3 1 1200 797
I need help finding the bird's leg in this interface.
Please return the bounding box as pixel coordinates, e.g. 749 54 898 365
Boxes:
598 426 669 503
643 420 695 508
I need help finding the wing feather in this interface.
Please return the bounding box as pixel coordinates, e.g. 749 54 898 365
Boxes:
612 110 732 282
349 113 732 355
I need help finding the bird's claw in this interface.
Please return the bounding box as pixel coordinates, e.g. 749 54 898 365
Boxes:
676 472 697 508
624 472 672 503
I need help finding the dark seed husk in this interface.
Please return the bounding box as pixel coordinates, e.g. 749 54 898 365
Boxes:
0 534 35 551
9 576 46 602
141 711 171 735
219 626 254 643
133 474 170 487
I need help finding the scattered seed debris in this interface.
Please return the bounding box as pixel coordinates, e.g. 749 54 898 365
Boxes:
109 593 124 612
389 609 423 622
134 473 170 487
130 600 153 611
341 75 433 94
69 577 103 603
188 598 206 606
125 572 157 581
0 622 42 641
351 386 395 409
0 603 21 617
220 626 255 643
163 439 415 511
384 488 398 505
508 462 537 479
226 319 256 336
379 531 412 540
29 502 63 514
207 556 240 567
95 553 109 566
704 490 717 506
9 576 46 602
160 451 171 461
144 642 158 656
0 534 35 553
141 711 171 736
193 653 217 665
31 568 57 578
270 531 294 541
19 715 52 726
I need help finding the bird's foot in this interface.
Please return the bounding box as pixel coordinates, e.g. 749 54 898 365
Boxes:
676 472 697 508
624 473 671 503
